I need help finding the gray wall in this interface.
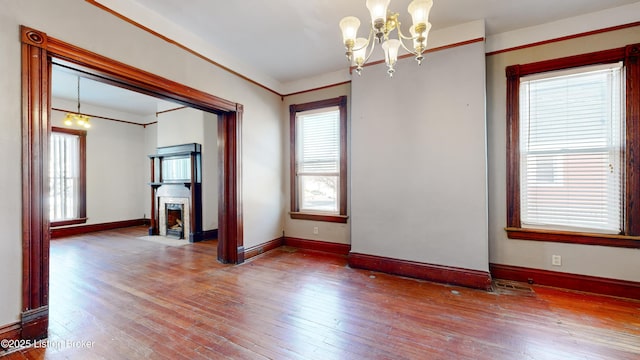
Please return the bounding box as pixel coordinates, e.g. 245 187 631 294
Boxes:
486 25 640 281
282 83 351 243
350 41 489 272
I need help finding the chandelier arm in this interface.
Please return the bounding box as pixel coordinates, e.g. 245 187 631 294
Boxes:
76 77 81 114
396 26 416 41
362 29 378 64
397 36 417 56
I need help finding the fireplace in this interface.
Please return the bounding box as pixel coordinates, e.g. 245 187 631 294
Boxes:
158 197 191 240
165 203 184 239
149 143 203 242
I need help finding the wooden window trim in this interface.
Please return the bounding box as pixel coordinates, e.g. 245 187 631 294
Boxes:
50 126 87 228
505 43 640 249
289 96 348 223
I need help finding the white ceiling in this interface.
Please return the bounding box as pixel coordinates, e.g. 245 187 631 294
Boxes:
52 64 179 120
52 0 639 116
128 0 639 83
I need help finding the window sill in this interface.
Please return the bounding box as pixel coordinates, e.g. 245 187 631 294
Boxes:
290 212 349 223
50 218 88 227
505 227 640 249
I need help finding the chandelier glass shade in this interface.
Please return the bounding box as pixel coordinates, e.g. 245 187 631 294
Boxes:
339 0 433 77
64 76 91 129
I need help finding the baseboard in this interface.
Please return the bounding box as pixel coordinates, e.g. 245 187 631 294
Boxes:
283 237 351 255
51 218 148 238
21 306 48 341
0 321 21 342
244 237 284 260
201 229 218 241
490 263 640 300
349 253 493 291
0 322 20 354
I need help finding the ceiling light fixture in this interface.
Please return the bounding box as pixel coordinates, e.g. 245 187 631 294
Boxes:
63 76 91 129
339 0 433 77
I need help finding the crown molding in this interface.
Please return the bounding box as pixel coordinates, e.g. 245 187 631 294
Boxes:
486 2 640 54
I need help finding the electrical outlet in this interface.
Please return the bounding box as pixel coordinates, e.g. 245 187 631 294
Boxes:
313 226 319 235
552 255 562 266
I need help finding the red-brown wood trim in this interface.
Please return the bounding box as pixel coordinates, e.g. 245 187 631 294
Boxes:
490 263 640 300
284 237 351 255
506 228 640 248
155 106 188 115
515 47 626 77
21 27 50 334
289 213 349 223
0 322 21 344
50 219 150 239
283 81 352 98
505 65 520 228
289 103 297 216
625 44 640 235
486 21 640 56
290 96 348 219
50 218 88 227
218 108 244 264
52 107 146 127
84 0 280 97
244 237 285 260
349 253 493 291
352 37 485 72
506 44 640 243
20 306 48 341
47 38 237 113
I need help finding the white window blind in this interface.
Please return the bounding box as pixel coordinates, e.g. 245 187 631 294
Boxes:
296 107 340 213
519 62 623 234
50 131 80 221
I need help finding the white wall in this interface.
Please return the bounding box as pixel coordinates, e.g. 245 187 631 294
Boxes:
351 41 489 272
0 3 23 327
202 112 218 231
486 25 640 281
51 98 151 225
0 0 284 326
282 83 351 244
157 107 204 147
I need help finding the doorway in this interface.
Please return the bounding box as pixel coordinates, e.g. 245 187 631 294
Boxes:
20 26 243 340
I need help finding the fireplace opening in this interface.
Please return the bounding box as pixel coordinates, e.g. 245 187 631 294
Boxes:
166 203 184 239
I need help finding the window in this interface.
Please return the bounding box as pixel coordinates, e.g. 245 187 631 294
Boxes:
505 44 640 248
290 96 348 223
50 127 87 227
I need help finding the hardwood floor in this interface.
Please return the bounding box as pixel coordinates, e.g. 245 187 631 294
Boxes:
2 226 639 359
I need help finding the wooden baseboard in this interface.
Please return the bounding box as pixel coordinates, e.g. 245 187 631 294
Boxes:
490 263 640 300
349 253 493 291
20 306 48 341
0 322 21 344
201 229 218 241
51 218 149 239
244 237 284 260
283 237 351 255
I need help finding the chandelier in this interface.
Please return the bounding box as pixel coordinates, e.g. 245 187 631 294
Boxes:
63 76 91 129
339 0 433 77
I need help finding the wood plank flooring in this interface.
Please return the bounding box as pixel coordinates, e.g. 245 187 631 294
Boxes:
2 226 639 359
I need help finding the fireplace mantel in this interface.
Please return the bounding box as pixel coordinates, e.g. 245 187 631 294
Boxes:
148 143 203 242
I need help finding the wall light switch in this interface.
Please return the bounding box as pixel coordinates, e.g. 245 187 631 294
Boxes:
552 255 562 266
313 226 319 235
